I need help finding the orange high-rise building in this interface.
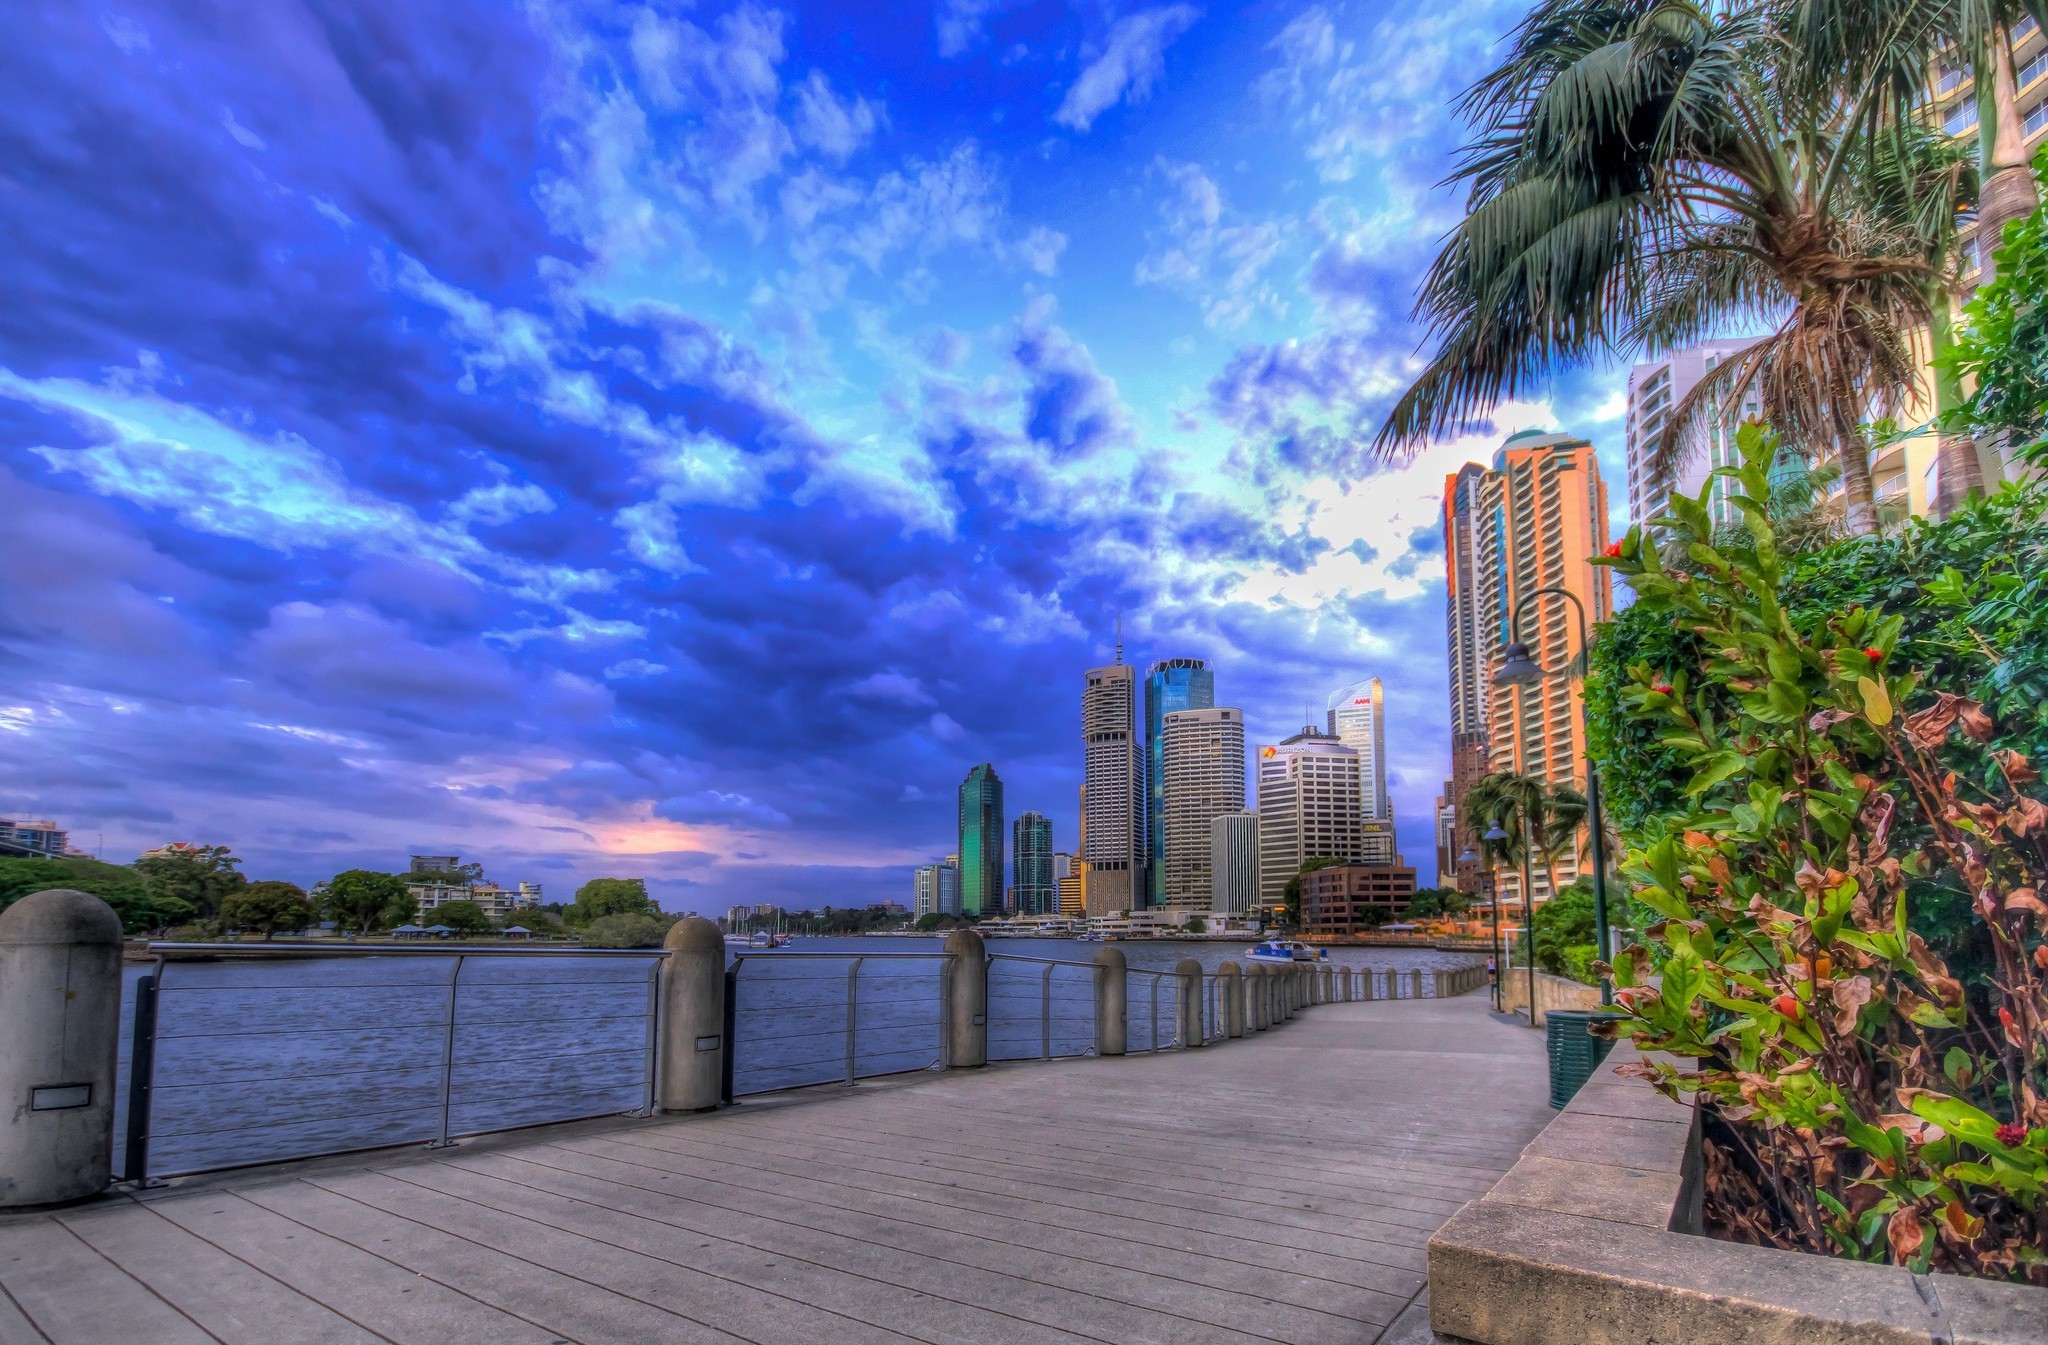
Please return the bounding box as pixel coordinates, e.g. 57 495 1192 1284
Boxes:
1445 430 1612 910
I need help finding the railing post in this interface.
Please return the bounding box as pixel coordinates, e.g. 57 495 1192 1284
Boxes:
0 890 122 1208
1411 968 1424 999
1091 947 1127 1056
430 954 464 1147
1319 964 1333 1003
1174 959 1203 1048
844 957 864 1085
1219 961 1243 1038
659 917 727 1112
123 966 159 1185
1040 963 1054 1060
944 928 988 1068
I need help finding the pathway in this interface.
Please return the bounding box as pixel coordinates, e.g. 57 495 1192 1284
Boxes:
0 993 1551 1345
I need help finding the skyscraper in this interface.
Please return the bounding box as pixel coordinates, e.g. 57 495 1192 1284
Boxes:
1158 706 1246 909
1255 726 1363 912
1466 430 1613 908
1624 340 1765 531
957 765 1004 916
913 863 942 918
1443 461 1490 745
1012 811 1054 915
1445 730 1490 895
1143 658 1214 906
1081 660 1142 915
940 855 961 915
1209 810 1259 914
1326 677 1394 864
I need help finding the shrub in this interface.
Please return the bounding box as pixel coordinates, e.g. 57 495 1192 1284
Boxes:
579 912 674 948
0 856 185 932
1596 425 2047 1281
218 881 313 940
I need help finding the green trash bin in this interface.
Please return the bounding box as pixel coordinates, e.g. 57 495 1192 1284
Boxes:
1546 1009 1619 1109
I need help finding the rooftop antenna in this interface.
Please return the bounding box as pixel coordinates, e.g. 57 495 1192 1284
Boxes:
1115 611 1123 666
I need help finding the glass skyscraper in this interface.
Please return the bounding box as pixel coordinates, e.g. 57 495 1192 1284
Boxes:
1012 811 1053 914
1144 658 1213 906
957 763 1004 916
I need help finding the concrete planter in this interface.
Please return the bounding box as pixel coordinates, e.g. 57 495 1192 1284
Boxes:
1426 1042 2047 1345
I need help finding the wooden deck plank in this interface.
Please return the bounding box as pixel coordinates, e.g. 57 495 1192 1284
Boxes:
402 1154 1204 1345
0 1216 217 1345
552 1130 1418 1315
271 1171 901 1345
141 1186 565 1345
499 1140 1403 1340
57 1203 384 1345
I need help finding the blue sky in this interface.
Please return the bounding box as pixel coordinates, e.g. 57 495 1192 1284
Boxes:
0 0 1629 910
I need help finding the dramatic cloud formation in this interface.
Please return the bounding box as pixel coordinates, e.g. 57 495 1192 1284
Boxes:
1 0 1634 911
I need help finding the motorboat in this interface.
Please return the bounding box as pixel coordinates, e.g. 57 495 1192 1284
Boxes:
1245 939 1326 963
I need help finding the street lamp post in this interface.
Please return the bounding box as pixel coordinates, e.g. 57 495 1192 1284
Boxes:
1493 585 1613 1007
1484 816 1539 1029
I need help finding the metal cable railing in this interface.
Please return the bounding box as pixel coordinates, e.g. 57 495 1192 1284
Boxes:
724 950 951 1097
985 954 1097 1061
122 945 665 1182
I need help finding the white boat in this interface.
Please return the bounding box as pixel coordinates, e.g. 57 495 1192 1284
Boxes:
1244 939 1326 963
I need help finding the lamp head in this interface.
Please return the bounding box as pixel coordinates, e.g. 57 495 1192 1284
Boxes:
1483 822 1510 843
1457 846 1479 864
1493 641 1545 687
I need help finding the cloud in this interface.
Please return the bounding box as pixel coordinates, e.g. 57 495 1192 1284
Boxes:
1134 158 1286 328
1019 226 1068 277
790 70 882 161
1054 5 1202 132
1013 317 1131 460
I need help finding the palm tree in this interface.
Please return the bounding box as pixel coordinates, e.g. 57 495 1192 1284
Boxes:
1463 772 1587 911
1783 0 2042 510
1378 0 1960 534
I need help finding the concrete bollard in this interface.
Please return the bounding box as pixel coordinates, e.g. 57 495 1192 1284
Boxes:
1219 962 1243 1038
1341 968 1353 1002
1280 968 1295 1021
0 890 123 1208
1175 958 1204 1047
945 928 989 1068
1247 965 1267 1031
659 917 727 1111
1092 947 1127 1056
1411 968 1424 999
1319 964 1334 1003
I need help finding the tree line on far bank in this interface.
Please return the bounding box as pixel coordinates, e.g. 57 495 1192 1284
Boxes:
0 849 676 946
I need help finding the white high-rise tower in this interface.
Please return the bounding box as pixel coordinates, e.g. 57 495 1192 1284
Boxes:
1158 707 1246 910
1081 653 1142 916
1327 678 1395 864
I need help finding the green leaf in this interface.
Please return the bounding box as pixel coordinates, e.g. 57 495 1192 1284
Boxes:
1687 752 1747 796
1856 676 1893 726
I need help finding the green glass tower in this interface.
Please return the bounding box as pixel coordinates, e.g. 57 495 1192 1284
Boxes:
957 763 1005 917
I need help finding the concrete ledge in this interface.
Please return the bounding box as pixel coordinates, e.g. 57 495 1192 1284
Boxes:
1426 1042 2048 1345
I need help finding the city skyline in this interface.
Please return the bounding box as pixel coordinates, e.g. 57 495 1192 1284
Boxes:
0 0 1644 914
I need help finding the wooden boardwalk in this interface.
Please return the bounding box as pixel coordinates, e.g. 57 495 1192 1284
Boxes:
0 993 1550 1345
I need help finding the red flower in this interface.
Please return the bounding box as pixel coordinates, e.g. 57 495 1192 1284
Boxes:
1773 994 1800 1019
1996 1122 2028 1148
1653 683 1674 696
1603 541 1623 558
1863 647 1884 662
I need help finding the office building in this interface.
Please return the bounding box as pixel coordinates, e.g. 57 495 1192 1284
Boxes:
957 766 1004 916
1255 727 1363 911
1209 810 1259 914
1434 793 1456 886
1443 463 1490 745
1012 811 1054 915
1158 706 1246 909
1464 430 1613 908
1058 867 1085 915
1053 851 1073 882
0 819 71 859
1444 730 1491 896
1081 659 1142 915
1143 658 1214 905
913 863 941 918
409 879 539 920
408 854 462 876
1624 340 1766 532
1326 677 1395 865
1300 862 1419 936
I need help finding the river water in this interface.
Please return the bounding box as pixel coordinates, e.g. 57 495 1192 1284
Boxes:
115 937 1476 1181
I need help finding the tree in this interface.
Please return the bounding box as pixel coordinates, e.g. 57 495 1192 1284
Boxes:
1407 887 1470 920
1282 856 1345 928
1529 883 1599 980
1463 772 1586 915
1183 916 1207 934
320 869 413 933
1377 0 1961 533
566 877 656 926
580 912 673 948
433 899 494 938
0 856 184 933
506 907 563 937
1939 178 2048 445
219 881 312 941
135 845 246 920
